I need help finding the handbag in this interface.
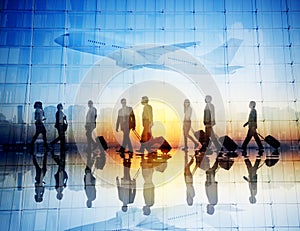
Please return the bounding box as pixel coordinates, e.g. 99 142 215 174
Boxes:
63 118 68 132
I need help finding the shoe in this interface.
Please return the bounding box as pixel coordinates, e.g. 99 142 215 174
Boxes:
217 152 223 158
128 151 133 158
243 176 249 182
116 147 125 153
120 153 125 158
242 150 248 157
257 149 264 157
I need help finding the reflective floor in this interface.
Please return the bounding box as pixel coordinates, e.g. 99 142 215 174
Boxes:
0 143 299 231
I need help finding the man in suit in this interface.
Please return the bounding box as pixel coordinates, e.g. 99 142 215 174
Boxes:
201 95 221 154
116 156 136 212
116 98 136 154
241 101 264 156
85 100 97 153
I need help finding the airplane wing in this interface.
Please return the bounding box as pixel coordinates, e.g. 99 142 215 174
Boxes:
136 217 187 230
136 42 200 61
200 38 242 64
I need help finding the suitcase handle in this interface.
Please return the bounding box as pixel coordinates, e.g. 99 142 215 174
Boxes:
132 129 141 141
133 167 140 180
257 133 265 140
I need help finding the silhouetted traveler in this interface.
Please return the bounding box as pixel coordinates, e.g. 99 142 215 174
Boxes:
30 101 49 153
116 98 136 154
205 158 219 215
201 95 221 154
116 157 136 212
54 155 68 200
241 101 264 156
184 154 195 206
243 156 261 204
182 99 198 150
84 166 96 208
137 96 153 154
50 103 67 154
85 100 97 153
141 155 155 215
33 152 47 203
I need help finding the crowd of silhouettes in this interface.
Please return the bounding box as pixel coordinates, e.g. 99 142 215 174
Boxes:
28 96 280 214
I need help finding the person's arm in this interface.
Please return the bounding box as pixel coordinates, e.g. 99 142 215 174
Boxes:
130 179 136 202
130 107 136 130
94 108 97 120
243 110 251 127
149 105 153 125
116 111 120 132
210 104 215 125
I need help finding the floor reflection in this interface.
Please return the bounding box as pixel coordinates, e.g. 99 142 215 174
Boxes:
0 145 299 230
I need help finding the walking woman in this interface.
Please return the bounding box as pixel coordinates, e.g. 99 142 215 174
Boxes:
182 99 199 150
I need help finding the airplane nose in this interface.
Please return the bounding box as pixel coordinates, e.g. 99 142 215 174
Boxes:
54 34 69 46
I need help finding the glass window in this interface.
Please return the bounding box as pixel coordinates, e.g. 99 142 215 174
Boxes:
29 83 63 104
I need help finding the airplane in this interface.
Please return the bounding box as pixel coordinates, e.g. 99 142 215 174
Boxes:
54 31 243 75
197 38 243 74
65 204 239 231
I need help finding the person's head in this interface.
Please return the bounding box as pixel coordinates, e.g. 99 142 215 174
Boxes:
249 101 256 109
57 103 63 110
34 194 43 203
34 101 43 109
207 204 215 215
143 205 151 216
121 98 126 106
88 100 93 108
205 95 212 103
56 192 63 200
122 205 128 212
249 195 256 204
184 99 190 106
187 196 193 206
56 187 63 200
141 96 149 105
86 200 92 208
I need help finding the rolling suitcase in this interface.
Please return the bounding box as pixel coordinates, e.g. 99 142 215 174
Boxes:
97 136 108 150
154 136 172 154
258 133 280 149
194 130 208 145
219 135 238 152
133 130 171 154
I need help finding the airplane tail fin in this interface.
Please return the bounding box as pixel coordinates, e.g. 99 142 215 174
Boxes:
200 38 242 64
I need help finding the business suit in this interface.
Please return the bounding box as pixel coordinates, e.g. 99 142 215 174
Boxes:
116 105 135 152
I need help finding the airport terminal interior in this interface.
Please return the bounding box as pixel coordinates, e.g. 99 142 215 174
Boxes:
0 0 300 230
